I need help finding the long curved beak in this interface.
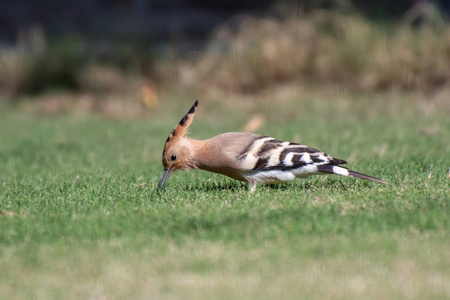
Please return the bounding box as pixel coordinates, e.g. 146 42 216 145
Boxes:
158 166 174 190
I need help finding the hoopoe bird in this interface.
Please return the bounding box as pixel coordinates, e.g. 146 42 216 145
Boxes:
158 100 387 191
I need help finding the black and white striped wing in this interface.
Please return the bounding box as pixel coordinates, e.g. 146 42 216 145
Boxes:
237 136 347 172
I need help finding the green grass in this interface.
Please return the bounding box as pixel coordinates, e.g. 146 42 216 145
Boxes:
1 93 449 299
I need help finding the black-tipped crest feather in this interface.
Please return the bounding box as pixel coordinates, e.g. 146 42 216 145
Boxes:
179 115 188 126
165 100 199 144
188 99 199 114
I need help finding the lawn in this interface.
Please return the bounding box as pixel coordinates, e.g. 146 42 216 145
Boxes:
0 92 449 299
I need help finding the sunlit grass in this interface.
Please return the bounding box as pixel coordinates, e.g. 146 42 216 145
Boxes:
0 93 449 299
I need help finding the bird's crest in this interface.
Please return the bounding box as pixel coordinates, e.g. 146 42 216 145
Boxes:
164 99 198 145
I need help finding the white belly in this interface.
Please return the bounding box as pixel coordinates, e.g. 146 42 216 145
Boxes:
243 165 320 184
244 170 296 184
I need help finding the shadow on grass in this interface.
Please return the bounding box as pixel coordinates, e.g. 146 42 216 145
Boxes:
179 178 354 192
183 180 246 192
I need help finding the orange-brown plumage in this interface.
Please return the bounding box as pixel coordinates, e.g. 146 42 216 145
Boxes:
158 100 387 191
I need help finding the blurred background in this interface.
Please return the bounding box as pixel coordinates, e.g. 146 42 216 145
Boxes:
0 0 450 116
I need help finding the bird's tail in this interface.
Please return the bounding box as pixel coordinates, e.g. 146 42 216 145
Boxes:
317 165 388 185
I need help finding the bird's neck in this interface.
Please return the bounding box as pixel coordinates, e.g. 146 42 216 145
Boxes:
186 137 218 170
184 136 247 182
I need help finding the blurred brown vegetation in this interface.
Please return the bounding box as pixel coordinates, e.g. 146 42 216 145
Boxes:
170 10 450 94
1 8 450 114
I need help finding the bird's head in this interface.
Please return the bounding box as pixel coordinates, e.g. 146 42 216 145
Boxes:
158 100 198 190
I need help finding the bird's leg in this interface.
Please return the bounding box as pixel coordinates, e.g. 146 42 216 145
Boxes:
247 181 257 192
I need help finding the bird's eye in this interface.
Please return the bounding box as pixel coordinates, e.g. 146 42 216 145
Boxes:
171 154 177 161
